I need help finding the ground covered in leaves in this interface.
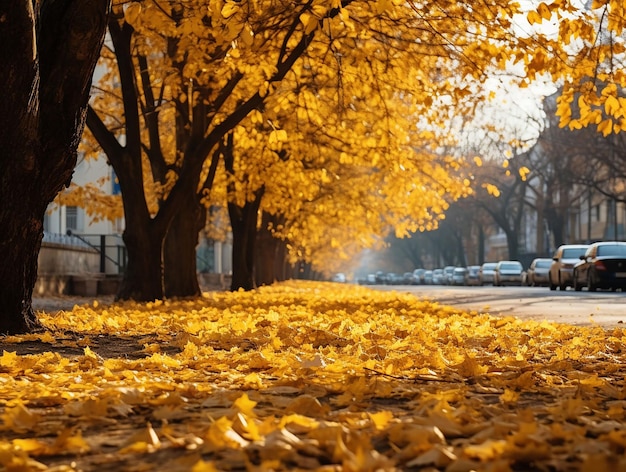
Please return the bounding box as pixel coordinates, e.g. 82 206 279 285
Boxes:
2 281 626 471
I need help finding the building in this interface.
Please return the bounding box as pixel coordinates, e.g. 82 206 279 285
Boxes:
37 153 232 296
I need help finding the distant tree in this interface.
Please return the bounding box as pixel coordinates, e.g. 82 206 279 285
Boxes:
0 0 110 334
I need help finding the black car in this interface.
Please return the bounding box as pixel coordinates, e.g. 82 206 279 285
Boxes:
573 241 626 292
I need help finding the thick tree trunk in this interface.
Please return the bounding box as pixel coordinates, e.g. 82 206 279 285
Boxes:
254 212 278 286
163 194 205 298
0 192 46 334
229 191 263 291
117 223 165 301
255 212 290 286
0 0 109 334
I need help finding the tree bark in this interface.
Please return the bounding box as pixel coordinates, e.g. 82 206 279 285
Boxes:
0 0 109 334
255 212 290 286
228 191 264 291
163 192 205 298
117 222 165 301
255 214 278 287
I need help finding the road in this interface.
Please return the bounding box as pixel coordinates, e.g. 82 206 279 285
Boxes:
370 284 626 329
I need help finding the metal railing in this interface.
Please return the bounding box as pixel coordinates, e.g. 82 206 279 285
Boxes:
64 230 127 273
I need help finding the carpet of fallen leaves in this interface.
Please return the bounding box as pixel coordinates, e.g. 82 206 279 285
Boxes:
2 281 626 471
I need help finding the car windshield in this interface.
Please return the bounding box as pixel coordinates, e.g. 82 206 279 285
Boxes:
536 260 551 268
597 245 626 257
562 248 587 258
483 263 497 270
500 263 521 270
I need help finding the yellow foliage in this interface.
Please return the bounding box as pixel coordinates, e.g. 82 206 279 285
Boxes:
54 183 123 224
0 282 625 469
538 0 626 136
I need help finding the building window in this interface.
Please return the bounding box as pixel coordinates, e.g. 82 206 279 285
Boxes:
595 204 601 222
66 206 79 232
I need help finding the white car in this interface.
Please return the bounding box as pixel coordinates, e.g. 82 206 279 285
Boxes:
451 267 468 285
479 262 497 285
493 261 524 286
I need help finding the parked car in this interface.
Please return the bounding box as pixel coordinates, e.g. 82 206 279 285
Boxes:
525 258 552 286
442 266 456 285
451 267 468 285
403 272 415 284
362 274 376 285
573 241 626 292
412 268 426 284
478 262 497 285
332 273 346 283
493 260 524 286
549 244 589 291
423 270 433 284
465 265 481 286
386 272 404 285
432 268 444 284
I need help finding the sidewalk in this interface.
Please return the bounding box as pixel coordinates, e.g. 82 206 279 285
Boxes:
33 295 115 313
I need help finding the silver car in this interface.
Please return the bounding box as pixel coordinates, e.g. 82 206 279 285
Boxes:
479 262 497 285
549 244 589 291
493 260 524 286
526 258 552 286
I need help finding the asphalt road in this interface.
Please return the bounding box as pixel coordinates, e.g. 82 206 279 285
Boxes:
370 284 626 329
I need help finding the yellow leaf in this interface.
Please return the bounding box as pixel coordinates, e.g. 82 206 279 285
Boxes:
205 417 249 449
597 118 614 136
221 2 240 19
278 414 320 431
464 439 508 460
0 351 18 368
519 166 530 181
233 393 257 417
453 353 489 377
299 12 318 35
605 95 621 116
482 183 501 197
527 10 542 25
369 410 394 430
123 3 142 25
537 2 551 20
285 395 329 416
499 389 520 404
11 438 47 454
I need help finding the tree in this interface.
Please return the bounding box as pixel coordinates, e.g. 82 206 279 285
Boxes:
527 1 626 134
0 0 110 334
84 0 540 300
525 94 595 248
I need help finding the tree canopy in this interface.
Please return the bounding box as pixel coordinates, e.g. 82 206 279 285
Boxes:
82 0 540 298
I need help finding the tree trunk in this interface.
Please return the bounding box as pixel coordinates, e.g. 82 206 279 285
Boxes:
163 193 205 298
276 239 291 282
505 229 519 261
117 223 165 301
228 191 264 291
0 0 109 334
0 193 47 334
255 212 284 286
